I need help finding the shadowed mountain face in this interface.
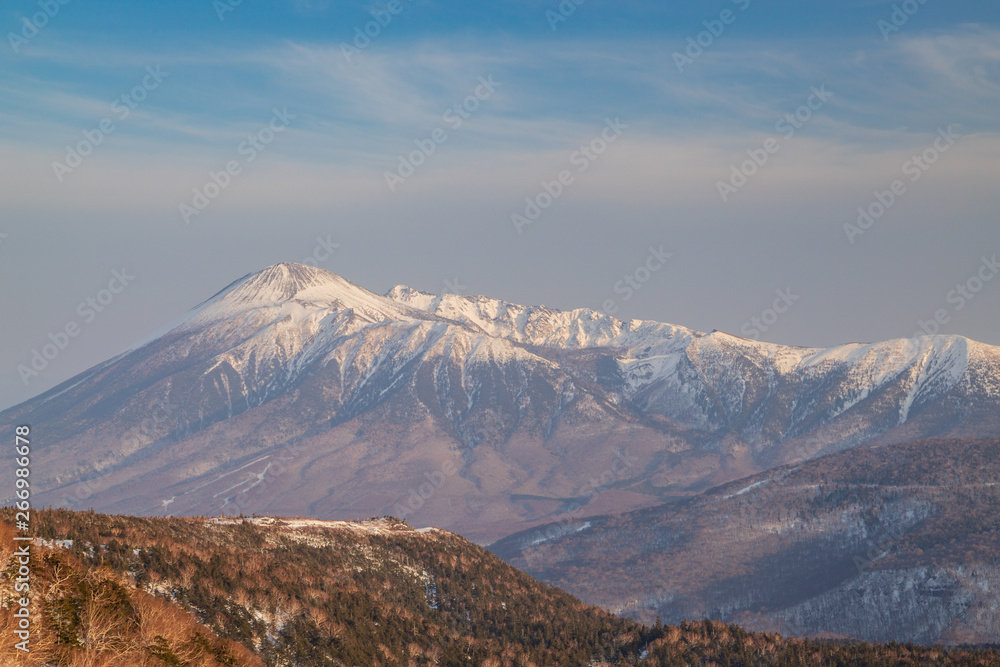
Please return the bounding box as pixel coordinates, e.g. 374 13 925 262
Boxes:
490 438 1000 646
2 263 999 543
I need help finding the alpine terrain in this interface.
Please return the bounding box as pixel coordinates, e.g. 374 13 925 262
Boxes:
492 437 1000 645
2 263 999 547
4 508 999 665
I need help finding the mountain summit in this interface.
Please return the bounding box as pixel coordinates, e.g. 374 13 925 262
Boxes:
213 262 356 306
2 264 999 542
189 262 439 326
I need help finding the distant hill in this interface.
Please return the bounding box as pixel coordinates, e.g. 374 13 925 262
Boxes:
491 437 1000 645
3 509 1000 666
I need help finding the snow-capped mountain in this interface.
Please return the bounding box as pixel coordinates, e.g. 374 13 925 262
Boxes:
2 263 998 543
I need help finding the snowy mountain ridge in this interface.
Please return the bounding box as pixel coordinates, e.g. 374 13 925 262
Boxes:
160 263 992 447
385 269 990 439
2 263 998 542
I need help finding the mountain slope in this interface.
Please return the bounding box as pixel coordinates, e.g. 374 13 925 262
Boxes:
0 519 263 666
490 437 1000 645
1 263 998 543
5 509 999 666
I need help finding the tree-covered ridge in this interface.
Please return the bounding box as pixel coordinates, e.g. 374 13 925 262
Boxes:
495 438 1000 643
2 509 998 666
0 518 263 666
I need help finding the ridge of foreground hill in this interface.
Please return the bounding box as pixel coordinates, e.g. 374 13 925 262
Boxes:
491 437 1000 646
2 510 1000 666
0 518 262 666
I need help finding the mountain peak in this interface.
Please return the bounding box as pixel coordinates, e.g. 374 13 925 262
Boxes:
185 263 430 327
385 284 440 311
219 263 353 305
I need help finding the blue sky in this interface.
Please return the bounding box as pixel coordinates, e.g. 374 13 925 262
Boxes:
1 0 999 410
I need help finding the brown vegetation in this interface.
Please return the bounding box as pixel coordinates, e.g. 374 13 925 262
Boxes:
0 518 262 666
1 509 998 666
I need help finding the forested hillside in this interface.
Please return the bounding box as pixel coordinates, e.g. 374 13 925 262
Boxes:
2 509 998 666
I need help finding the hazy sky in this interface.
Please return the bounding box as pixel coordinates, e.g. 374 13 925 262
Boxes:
2 0 999 411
